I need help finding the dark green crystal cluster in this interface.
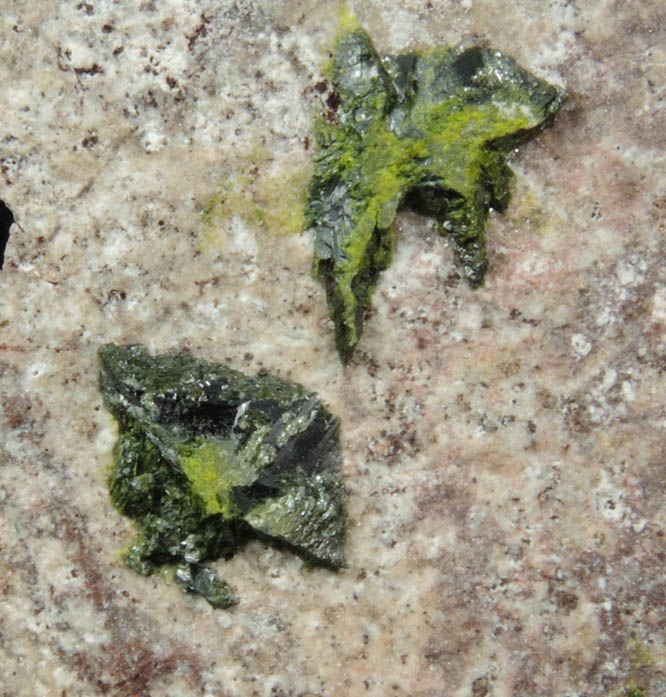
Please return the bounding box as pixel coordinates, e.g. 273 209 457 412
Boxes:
99 344 346 608
98 15 566 611
307 19 564 362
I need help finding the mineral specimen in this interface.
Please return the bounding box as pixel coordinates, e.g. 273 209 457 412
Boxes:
306 17 564 362
99 343 347 608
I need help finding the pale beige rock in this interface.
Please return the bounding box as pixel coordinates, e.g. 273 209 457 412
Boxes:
1 2 665 696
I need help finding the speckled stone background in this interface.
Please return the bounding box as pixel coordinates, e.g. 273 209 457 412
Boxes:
1 1 665 696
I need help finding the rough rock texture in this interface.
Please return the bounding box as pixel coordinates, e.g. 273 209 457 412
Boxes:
1 1 665 696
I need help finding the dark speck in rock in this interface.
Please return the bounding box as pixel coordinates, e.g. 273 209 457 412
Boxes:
74 63 104 76
0 199 15 269
325 91 341 112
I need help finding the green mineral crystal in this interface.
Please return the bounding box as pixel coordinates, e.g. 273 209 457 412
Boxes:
307 18 564 362
99 343 346 608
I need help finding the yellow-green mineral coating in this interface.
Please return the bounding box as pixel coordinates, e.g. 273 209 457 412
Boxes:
99 344 347 609
306 22 564 362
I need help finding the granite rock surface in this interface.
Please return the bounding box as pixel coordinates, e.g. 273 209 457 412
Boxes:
1 1 665 696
